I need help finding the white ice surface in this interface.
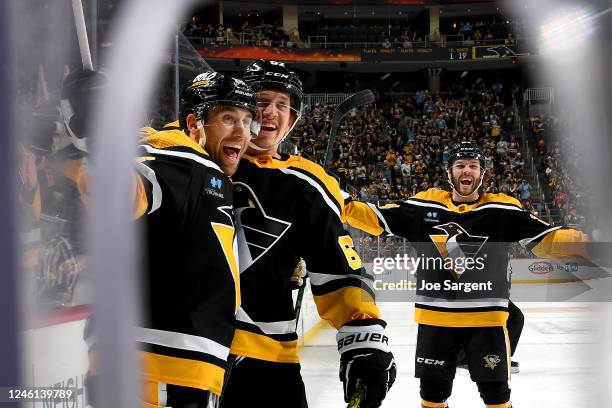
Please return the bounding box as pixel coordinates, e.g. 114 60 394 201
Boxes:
301 301 603 408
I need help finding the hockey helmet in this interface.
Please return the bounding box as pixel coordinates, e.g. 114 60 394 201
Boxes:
239 59 304 116
447 141 486 170
179 71 258 133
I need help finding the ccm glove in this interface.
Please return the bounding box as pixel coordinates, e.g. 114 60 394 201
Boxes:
338 318 396 408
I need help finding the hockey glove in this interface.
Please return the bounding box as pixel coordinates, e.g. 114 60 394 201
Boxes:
338 319 396 408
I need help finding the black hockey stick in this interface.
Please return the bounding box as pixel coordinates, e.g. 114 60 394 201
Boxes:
323 90 376 168
293 90 376 330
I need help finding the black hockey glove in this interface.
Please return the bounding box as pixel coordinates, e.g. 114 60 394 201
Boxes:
338 319 396 408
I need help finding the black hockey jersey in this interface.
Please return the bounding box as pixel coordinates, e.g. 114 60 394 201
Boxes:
133 125 239 396
230 154 380 363
344 188 588 328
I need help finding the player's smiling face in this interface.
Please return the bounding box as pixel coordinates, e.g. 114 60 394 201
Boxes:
252 90 295 152
203 106 253 176
449 158 483 197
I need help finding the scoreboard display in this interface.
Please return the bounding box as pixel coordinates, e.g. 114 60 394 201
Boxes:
447 47 472 60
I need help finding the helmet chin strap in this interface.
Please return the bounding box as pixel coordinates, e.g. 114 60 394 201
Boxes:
447 170 485 198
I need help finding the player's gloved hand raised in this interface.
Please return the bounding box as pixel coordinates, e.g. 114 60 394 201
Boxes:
337 319 396 408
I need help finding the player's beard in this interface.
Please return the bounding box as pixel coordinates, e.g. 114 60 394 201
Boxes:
449 172 483 197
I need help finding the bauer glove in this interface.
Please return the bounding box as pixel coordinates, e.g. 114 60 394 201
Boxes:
338 318 396 408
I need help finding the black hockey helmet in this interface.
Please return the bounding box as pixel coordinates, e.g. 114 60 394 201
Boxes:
239 59 304 116
179 71 258 131
447 141 486 170
60 69 109 153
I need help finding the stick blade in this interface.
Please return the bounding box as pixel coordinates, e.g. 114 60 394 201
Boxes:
332 90 375 121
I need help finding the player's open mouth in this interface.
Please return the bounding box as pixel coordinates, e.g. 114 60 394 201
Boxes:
222 145 241 162
460 178 473 186
261 124 277 133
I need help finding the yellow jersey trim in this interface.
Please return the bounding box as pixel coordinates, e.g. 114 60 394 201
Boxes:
414 308 509 327
230 329 299 363
140 351 225 396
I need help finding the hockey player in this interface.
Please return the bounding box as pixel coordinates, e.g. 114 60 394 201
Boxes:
219 60 396 408
458 300 523 374
344 142 589 408
85 71 258 408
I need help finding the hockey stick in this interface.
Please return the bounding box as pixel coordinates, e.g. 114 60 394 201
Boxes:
71 0 94 71
293 90 376 330
347 383 366 408
323 90 376 168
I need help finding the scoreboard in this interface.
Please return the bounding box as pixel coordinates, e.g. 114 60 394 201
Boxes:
361 45 523 62
447 47 472 60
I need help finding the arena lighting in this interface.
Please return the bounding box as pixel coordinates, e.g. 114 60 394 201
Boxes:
539 6 596 54
460 71 468 78
381 73 391 80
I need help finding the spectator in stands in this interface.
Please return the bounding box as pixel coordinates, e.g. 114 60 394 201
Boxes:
519 179 532 205
382 38 392 48
497 139 509 157
459 22 472 36
505 32 515 46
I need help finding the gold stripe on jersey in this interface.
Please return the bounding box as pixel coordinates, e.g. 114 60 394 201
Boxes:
411 189 522 213
414 307 509 327
230 329 299 363
142 127 208 156
422 400 449 407
140 126 157 137
211 222 241 310
243 154 344 212
313 287 380 329
142 381 163 407
140 351 225 396
502 325 511 380
134 158 162 219
343 201 386 236
530 228 590 259
486 402 512 408
133 174 149 219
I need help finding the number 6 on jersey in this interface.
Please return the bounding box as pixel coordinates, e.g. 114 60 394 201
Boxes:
338 235 362 270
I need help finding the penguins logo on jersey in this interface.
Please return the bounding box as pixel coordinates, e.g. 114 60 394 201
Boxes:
483 354 501 370
211 206 240 309
429 222 488 260
233 182 292 273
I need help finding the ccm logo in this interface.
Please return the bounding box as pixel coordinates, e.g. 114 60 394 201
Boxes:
338 333 388 350
265 72 289 78
416 357 445 365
